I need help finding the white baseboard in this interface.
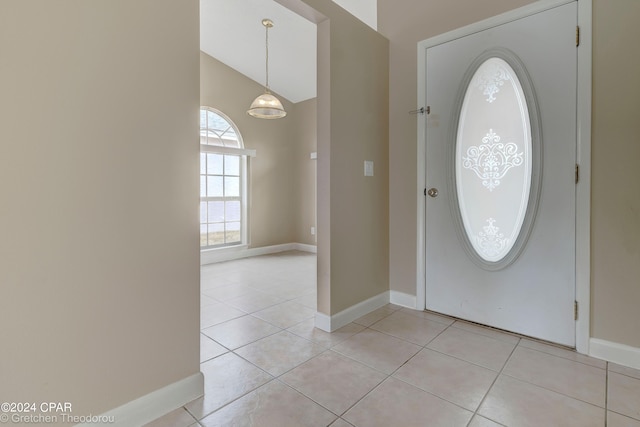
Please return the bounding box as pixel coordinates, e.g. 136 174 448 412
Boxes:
315 291 390 332
77 372 204 427
315 311 332 332
294 243 317 253
590 338 640 371
201 242 317 265
390 290 417 309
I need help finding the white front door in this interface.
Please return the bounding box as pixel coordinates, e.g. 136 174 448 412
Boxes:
424 2 578 346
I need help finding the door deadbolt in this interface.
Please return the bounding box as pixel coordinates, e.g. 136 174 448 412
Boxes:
427 188 439 198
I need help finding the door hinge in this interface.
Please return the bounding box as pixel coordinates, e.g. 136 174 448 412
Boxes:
574 300 579 321
575 164 579 183
576 26 580 47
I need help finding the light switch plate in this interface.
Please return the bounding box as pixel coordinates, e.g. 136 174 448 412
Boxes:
364 160 374 176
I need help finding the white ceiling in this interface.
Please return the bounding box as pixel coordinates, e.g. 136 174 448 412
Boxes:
200 0 377 104
332 0 377 31
200 0 317 104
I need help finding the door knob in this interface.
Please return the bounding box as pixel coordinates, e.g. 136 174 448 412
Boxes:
427 188 439 198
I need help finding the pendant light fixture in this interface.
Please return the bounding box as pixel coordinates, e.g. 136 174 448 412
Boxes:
247 19 287 119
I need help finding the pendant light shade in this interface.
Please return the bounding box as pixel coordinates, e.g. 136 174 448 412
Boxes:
248 91 287 119
247 19 287 119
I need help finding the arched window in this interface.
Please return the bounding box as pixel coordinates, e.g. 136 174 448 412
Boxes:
200 108 254 249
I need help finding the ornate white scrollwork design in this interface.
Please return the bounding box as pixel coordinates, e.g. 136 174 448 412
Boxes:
454 52 539 267
476 218 509 259
462 129 523 191
474 61 510 103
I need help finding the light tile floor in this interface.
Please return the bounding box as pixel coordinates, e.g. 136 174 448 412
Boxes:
147 251 640 427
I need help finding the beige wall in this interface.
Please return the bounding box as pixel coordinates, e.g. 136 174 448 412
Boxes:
379 0 640 349
200 53 317 248
591 0 640 348
293 98 319 246
300 0 390 315
0 0 200 421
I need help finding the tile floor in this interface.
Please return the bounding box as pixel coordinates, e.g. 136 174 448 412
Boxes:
147 251 640 427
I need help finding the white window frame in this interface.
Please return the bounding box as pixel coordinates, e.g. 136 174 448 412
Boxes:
200 107 255 251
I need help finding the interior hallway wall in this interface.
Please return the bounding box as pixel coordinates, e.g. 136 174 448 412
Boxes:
591 0 640 348
0 0 200 420
296 0 390 316
293 98 319 246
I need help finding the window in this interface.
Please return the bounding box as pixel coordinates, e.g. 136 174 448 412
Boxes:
200 108 253 249
454 52 540 269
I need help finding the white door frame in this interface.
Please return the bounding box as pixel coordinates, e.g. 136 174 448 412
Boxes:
416 0 592 354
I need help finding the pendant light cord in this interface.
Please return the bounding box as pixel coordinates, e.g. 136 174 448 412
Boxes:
265 23 270 92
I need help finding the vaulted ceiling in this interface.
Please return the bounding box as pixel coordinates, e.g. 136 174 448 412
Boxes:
200 0 377 104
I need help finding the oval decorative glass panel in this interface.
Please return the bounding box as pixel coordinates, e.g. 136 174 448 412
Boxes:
455 53 538 266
